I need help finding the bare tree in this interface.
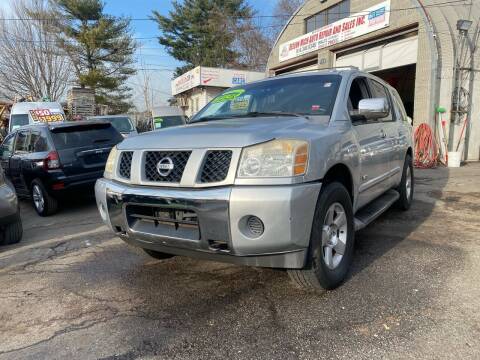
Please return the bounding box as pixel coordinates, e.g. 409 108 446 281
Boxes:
0 0 72 101
271 0 304 40
234 19 271 71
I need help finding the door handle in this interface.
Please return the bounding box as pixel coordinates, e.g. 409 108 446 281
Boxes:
380 129 387 138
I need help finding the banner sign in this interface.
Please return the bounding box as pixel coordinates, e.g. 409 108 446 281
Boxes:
29 109 64 123
171 66 264 96
279 1 390 63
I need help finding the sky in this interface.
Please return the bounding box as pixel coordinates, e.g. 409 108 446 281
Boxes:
0 0 279 110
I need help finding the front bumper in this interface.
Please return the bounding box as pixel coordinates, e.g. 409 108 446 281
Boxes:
95 178 321 269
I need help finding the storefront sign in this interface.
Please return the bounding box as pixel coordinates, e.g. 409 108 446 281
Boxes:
279 1 390 63
171 66 264 95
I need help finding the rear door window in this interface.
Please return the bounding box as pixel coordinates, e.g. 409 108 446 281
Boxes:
14 130 30 153
51 124 123 150
30 130 50 152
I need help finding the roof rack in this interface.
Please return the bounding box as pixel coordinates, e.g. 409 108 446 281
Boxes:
277 66 359 76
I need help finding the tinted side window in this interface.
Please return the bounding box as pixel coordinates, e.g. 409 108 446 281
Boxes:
1 133 15 159
368 80 393 121
30 130 49 152
14 131 29 152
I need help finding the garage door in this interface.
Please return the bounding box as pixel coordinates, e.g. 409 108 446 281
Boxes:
335 36 418 72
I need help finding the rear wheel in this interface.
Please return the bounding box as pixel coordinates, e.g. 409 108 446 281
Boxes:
0 213 23 246
31 179 58 216
395 154 414 210
143 249 175 260
288 182 355 291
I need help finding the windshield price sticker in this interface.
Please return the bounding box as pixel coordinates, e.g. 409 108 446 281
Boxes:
154 117 163 129
230 95 251 111
212 89 245 104
29 109 64 123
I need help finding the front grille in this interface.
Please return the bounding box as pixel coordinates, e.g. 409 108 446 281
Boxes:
200 150 232 183
144 151 191 182
118 151 133 179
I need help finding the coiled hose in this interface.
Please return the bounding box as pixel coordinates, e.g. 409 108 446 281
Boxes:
414 123 438 168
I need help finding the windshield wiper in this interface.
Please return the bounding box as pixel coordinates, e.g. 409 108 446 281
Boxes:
193 111 310 123
191 115 231 123
236 111 309 118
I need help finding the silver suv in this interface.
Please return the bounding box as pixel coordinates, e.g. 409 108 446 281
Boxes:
95 69 413 291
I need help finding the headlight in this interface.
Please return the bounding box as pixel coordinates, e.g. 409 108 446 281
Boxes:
237 139 309 178
104 146 118 179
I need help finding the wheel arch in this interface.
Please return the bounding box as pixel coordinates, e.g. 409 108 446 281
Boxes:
321 163 354 203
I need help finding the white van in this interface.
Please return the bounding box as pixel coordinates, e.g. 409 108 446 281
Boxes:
9 102 66 133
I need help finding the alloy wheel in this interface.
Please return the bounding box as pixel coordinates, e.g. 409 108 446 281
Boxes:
321 202 348 270
32 185 45 213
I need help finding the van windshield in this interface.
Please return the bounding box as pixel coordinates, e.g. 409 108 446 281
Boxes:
191 74 341 123
10 114 29 131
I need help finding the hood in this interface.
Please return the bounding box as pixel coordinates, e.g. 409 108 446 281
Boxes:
118 116 330 150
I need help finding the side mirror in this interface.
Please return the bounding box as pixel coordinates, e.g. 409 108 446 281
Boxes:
357 98 389 120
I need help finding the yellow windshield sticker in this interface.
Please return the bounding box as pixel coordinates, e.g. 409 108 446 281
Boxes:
230 95 250 111
212 89 245 104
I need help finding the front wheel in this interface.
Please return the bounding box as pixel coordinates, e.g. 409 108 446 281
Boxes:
288 182 355 291
0 213 23 246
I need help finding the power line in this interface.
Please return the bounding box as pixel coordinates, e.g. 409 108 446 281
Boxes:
0 0 470 22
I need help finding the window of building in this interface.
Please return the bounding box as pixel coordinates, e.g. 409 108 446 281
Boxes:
305 0 350 33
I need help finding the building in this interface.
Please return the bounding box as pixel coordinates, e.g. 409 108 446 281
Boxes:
267 0 480 161
171 66 264 118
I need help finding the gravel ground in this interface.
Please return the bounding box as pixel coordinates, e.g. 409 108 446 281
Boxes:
0 163 479 359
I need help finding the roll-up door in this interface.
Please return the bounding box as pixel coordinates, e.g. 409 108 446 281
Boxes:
335 36 418 72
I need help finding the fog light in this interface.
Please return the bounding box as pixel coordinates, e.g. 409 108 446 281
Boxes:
246 216 264 237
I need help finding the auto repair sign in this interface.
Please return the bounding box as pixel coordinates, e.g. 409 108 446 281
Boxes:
279 0 390 63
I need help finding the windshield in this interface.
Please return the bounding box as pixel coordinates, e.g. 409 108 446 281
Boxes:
10 114 29 131
153 115 186 129
100 117 134 133
191 75 341 122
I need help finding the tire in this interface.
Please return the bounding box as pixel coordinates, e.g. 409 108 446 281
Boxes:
143 249 175 260
0 213 23 246
288 182 355 291
31 179 58 216
395 154 414 211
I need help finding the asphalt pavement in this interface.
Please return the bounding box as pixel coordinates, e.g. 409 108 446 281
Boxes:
0 164 479 359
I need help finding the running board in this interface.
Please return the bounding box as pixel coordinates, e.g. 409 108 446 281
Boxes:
354 190 400 231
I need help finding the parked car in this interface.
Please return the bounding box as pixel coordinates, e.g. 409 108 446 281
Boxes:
0 166 22 245
1 121 123 216
95 69 414 291
88 115 137 138
9 101 66 133
151 106 187 130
